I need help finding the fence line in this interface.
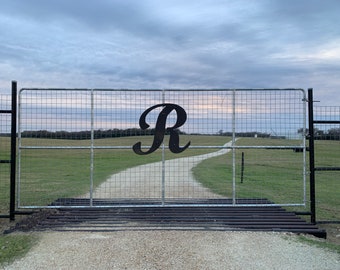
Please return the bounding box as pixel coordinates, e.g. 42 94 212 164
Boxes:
0 82 17 220
308 89 340 223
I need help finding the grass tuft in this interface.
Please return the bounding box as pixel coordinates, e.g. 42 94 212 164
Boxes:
0 234 38 266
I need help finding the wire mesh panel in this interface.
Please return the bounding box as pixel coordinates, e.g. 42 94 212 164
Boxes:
18 90 92 208
313 106 340 223
0 94 12 215
91 90 233 204
18 89 307 208
233 90 307 205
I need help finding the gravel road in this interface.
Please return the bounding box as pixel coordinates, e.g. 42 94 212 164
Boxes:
5 141 340 269
5 231 339 270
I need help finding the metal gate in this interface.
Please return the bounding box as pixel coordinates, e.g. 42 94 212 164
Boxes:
18 89 307 208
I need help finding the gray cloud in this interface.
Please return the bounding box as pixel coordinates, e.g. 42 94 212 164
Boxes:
0 0 339 105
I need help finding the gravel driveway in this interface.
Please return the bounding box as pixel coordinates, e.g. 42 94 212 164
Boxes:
5 141 340 269
90 141 234 199
5 231 339 269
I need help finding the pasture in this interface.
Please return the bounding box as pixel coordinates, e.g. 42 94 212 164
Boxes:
12 135 228 207
193 138 339 222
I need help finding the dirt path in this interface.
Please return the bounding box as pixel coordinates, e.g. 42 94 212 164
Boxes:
90 141 234 199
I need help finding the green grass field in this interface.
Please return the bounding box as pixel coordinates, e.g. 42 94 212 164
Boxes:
313 140 340 222
193 138 306 203
193 138 339 222
9 135 229 207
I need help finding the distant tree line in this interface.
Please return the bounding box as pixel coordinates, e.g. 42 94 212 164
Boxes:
12 128 340 140
20 128 187 140
298 127 340 140
19 129 289 140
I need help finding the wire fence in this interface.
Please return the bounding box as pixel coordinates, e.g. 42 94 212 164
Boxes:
313 106 340 223
0 94 12 216
17 89 307 208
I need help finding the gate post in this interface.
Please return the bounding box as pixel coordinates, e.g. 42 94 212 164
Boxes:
307 88 316 224
10 81 17 220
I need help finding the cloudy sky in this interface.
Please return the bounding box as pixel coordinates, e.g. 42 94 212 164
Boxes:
0 0 339 105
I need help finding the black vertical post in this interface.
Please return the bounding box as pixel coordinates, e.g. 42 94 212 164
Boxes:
241 152 244 183
10 81 17 221
308 88 316 224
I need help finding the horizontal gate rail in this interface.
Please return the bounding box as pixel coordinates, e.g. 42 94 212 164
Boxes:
314 167 340 171
313 120 340 124
19 145 305 150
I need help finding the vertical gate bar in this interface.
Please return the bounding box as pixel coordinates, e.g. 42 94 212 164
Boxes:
308 89 316 224
302 90 307 206
90 89 94 207
161 143 165 206
161 89 165 206
10 81 17 220
232 90 236 204
17 88 22 209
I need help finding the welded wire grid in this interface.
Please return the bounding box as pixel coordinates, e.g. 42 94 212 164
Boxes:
18 90 92 207
313 106 339 222
0 94 12 214
18 89 306 207
92 90 235 202
233 90 307 205
91 90 164 201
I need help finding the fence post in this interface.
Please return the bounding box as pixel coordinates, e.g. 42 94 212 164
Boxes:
308 88 316 224
241 152 244 183
9 81 17 220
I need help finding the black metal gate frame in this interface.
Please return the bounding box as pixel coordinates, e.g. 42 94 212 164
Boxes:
0 81 17 220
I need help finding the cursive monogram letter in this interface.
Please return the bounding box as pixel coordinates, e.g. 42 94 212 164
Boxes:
133 103 191 155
